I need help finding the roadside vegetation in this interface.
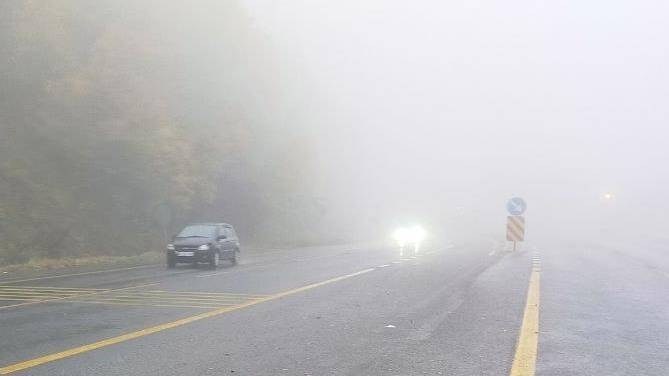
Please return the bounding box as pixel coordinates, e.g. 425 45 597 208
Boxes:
0 1 324 266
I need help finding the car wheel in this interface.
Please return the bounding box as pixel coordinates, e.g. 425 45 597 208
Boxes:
210 252 220 269
231 250 238 266
167 258 176 269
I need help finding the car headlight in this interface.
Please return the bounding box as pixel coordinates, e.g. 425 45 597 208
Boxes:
410 226 426 243
198 244 210 251
393 228 411 246
167 244 175 251
393 225 427 246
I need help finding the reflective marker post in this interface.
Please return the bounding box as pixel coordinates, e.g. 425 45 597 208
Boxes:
506 198 527 252
507 215 525 250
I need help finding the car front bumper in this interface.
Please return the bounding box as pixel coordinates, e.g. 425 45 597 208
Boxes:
169 249 214 263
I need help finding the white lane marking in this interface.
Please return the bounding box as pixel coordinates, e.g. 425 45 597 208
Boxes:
391 261 401 264
376 264 391 268
196 263 275 278
0 264 162 285
489 240 498 256
197 271 232 278
198 247 384 278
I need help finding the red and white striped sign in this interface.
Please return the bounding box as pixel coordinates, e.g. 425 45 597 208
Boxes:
506 216 525 242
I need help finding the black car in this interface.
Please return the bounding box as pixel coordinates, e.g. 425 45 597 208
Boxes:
166 223 240 268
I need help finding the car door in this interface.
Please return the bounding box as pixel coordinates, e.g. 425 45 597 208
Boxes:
217 225 234 257
215 225 229 256
228 226 240 250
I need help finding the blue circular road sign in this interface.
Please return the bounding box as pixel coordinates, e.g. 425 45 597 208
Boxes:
506 197 527 216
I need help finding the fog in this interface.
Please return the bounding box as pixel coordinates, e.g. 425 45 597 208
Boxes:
243 0 669 244
1 1 667 265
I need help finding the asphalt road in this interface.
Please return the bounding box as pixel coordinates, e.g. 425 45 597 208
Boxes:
1 238 665 375
538 240 669 376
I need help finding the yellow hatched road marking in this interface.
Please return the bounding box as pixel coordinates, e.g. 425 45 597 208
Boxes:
74 300 232 308
0 301 52 310
67 300 228 309
0 286 106 291
108 291 267 298
74 297 247 305
0 295 73 300
144 290 267 297
0 286 267 309
75 295 261 303
0 290 99 296
0 283 157 311
0 297 43 301
0 264 161 285
0 291 80 297
509 267 541 376
0 268 375 375
0 288 96 302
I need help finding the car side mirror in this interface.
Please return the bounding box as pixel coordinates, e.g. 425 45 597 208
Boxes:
217 235 227 241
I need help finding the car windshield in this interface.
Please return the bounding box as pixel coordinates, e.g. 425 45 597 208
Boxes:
176 225 216 238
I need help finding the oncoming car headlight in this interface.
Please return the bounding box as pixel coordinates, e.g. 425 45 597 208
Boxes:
393 228 411 247
167 244 175 251
393 225 427 247
198 244 210 251
411 226 426 243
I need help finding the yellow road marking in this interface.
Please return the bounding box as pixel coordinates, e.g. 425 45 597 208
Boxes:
0 292 80 297
0 268 375 375
0 287 105 292
0 294 74 300
0 265 161 285
0 298 43 301
0 283 158 311
122 291 267 299
143 290 267 297
0 301 47 310
509 267 541 376
75 295 261 303
72 297 240 307
71 296 231 306
0 289 96 303
0 286 266 309
67 300 225 309
77 301 231 308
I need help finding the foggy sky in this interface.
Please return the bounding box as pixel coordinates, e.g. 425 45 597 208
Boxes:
242 0 669 240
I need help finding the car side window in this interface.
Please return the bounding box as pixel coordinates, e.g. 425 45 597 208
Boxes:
217 226 227 238
227 226 237 240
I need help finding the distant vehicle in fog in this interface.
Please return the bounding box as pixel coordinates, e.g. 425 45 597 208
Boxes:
166 223 240 268
393 225 427 255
